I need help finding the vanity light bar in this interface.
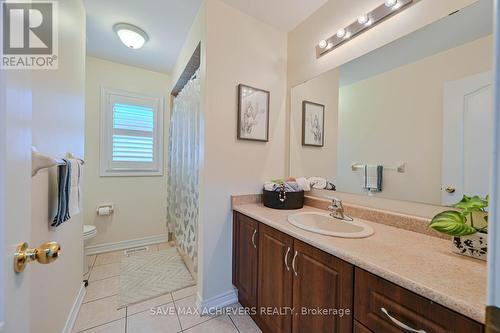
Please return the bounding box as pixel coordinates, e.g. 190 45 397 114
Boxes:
316 0 413 58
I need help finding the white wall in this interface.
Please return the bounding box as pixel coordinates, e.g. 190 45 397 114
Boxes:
30 0 86 332
196 0 288 303
290 68 339 179
84 57 170 246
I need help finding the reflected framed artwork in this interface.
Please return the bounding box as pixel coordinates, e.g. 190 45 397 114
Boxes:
237 84 270 142
302 101 324 147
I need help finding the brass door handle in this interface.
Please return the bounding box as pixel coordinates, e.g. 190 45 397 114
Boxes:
14 241 61 273
445 187 456 194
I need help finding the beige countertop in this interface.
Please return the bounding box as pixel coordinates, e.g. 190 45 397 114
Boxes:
233 203 487 323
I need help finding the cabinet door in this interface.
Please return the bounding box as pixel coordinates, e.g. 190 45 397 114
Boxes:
233 213 259 308
258 223 294 333
292 240 354 333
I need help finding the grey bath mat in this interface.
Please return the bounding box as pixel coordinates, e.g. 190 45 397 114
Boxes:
118 247 195 307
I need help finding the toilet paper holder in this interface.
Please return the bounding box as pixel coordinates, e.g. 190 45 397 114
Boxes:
96 204 114 216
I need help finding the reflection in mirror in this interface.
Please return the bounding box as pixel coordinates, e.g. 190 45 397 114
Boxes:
289 0 493 206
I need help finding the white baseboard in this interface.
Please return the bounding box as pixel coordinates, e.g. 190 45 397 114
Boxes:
196 289 238 314
85 233 169 255
62 282 86 333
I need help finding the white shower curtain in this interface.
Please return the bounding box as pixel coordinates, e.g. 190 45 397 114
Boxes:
167 71 200 271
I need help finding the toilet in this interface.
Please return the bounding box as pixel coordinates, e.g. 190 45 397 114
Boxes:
83 225 97 276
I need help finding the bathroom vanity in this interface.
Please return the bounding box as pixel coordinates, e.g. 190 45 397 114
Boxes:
232 201 486 333
231 1 492 332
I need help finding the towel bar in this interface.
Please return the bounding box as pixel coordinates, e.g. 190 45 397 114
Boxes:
351 162 405 173
32 147 84 177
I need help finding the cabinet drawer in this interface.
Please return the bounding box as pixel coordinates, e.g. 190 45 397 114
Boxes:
354 268 483 333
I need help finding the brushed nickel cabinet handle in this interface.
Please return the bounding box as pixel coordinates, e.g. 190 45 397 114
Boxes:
284 247 291 271
291 250 298 276
251 230 257 249
381 308 427 333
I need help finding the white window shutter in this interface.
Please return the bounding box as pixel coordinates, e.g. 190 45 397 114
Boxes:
100 88 164 176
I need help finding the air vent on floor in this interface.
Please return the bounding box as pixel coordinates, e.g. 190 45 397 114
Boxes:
124 246 149 256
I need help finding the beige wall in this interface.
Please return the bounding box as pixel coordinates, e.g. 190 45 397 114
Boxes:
287 0 478 87
30 0 86 332
337 35 492 204
290 68 339 179
84 57 170 246
195 0 288 303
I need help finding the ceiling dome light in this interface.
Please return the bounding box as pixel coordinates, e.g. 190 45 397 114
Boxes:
358 15 369 25
385 0 397 7
336 28 346 38
318 40 328 49
113 23 149 49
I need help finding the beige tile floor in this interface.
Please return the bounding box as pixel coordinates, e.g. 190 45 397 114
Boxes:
74 243 261 333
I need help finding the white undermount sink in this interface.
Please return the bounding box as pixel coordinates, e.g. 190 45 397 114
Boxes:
287 212 374 238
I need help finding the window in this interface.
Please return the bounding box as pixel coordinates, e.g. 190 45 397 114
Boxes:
100 88 164 176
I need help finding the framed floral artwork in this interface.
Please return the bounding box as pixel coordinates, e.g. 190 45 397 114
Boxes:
237 84 270 142
302 101 324 147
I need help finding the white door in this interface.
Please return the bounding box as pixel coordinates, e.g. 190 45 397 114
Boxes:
0 71 33 332
442 72 493 205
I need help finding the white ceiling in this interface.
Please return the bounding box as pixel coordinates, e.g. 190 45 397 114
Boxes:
83 0 326 73
220 0 327 32
83 0 202 73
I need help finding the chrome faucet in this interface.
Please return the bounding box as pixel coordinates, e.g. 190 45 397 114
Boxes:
327 197 353 221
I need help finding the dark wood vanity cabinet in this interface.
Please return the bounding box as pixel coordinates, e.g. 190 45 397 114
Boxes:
232 212 259 309
234 212 353 333
233 212 484 333
354 268 484 333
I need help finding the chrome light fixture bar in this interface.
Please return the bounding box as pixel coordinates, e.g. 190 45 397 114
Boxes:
316 0 413 58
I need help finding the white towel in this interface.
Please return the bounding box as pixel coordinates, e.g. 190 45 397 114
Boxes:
296 177 311 191
364 165 383 192
264 181 280 192
68 159 82 216
308 177 327 189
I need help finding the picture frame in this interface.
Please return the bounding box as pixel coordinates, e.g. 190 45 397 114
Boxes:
237 84 270 142
302 101 325 147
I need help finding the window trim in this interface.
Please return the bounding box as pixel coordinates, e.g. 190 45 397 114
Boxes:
100 87 164 177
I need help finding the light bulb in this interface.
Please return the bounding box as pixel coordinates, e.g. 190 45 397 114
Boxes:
344 31 352 39
318 40 328 49
358 15 369 25
385 0 397 7
326 42 334 49
336 28 346 38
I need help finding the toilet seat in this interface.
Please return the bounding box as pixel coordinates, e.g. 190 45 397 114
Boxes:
83 224 97 240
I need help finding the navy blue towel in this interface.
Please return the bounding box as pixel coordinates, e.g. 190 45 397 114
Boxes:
52 159 72 227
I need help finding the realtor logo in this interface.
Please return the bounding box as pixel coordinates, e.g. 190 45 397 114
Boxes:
1 1 58 69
